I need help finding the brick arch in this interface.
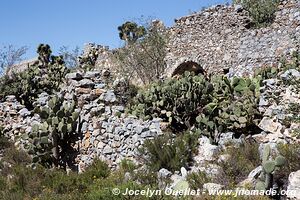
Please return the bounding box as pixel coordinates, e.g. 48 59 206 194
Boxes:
172 61 204 76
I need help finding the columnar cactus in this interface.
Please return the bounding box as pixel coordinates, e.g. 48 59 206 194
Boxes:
28 95 80 168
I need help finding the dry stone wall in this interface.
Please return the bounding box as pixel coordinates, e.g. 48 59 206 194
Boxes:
0 69 163 170
65 70 163 170
165 0 300 77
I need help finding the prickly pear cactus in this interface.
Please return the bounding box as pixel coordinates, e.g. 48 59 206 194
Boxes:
129 71 214 130
28 94 80 168
196 75 261 141
255 144 286 193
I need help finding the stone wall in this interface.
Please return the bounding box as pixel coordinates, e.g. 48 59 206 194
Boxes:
165 0 300 77
65 70 162 170
81 43 115 69
0 69 162 170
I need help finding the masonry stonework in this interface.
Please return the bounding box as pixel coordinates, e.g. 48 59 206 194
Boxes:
165 0 300 77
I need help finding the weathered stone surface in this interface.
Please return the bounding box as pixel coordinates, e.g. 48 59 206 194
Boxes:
66 72 83 80
194 137 219 162
258 117 283 135
83 71 101 78
165 1 300 77
18 108 30 117
77 79 95 88
287 170 300 200
203 183 224 192
280 69 300 80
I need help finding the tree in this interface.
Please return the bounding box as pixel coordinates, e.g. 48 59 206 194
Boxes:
0 45 28 75
58 46 81 68
115 20 168 84
118 21 146 43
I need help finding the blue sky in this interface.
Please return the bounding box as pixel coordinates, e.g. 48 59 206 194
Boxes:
0 0 229 58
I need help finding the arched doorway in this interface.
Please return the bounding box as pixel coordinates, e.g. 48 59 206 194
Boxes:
172 61 204 76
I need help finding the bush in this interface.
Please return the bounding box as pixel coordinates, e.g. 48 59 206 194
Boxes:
140 132 198 173
277 143 300 181
80 159 110 182
216 141 260 187
114 20 168 85
187 171 211 190
234 0 279 27
120 159 137 173
3 147 31 166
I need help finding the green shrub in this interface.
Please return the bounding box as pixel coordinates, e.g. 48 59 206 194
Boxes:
120 159 137 173
3 147 31 166
216 141 260 187
114 20 168 84
187 171 211 190
234 0 279 27
131 168 159 187
118 21 146 43
140 131 198 173
42 170 87 195
80 159 110 182
277 143 300 181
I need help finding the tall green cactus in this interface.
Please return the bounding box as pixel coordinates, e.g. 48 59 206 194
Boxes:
28 94 80 168
255 144 286 193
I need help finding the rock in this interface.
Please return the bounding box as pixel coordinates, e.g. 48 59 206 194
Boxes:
95 83 106 89
100 90 116 103
78 79 95 88
84 71 100 78
158 168 172 178
102 69 110 77
203 183 224 191
18 108 30 117
218 132 242 149
36 92 49 106
280 69 300 80
103 145 113 154
259 96 269 107
263 79 277 86
180 167 188 178
287 170 300 200
93 88 106 96
75 87 92 94
258 117 282 135
194 137 219 162
66 72 83 80
124 172 131 182
248 166 262 179
234 5 243 12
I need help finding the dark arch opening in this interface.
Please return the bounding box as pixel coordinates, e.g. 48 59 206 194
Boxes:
172 61 204 76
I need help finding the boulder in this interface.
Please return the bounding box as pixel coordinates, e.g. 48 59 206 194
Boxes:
287 170 300 200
